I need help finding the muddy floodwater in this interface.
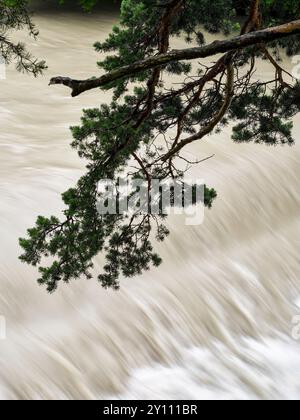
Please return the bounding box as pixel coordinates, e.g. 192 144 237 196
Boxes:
0 5 300 399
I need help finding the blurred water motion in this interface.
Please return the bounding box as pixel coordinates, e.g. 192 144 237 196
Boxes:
0 7 299 400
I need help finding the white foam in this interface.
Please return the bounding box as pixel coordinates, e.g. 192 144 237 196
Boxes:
114 337 300 400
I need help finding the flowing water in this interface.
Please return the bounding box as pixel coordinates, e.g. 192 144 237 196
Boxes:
0 5 300 400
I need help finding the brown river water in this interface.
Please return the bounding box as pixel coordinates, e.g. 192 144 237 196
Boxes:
0 4 299 399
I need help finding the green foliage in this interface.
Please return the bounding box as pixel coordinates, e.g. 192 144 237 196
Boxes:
0 0 46 75
20 0 300 292
59 0 100 11
230 83 300 145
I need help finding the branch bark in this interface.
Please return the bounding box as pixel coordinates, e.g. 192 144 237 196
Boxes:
49 20 300 97
241 0 261 34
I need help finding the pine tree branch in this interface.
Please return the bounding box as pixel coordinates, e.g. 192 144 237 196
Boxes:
161 63 235 162
49 20 300 97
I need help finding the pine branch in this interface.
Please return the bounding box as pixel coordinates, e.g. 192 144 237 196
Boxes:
49 20 300 97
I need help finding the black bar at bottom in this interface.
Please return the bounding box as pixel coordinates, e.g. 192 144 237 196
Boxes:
4 401 204 416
